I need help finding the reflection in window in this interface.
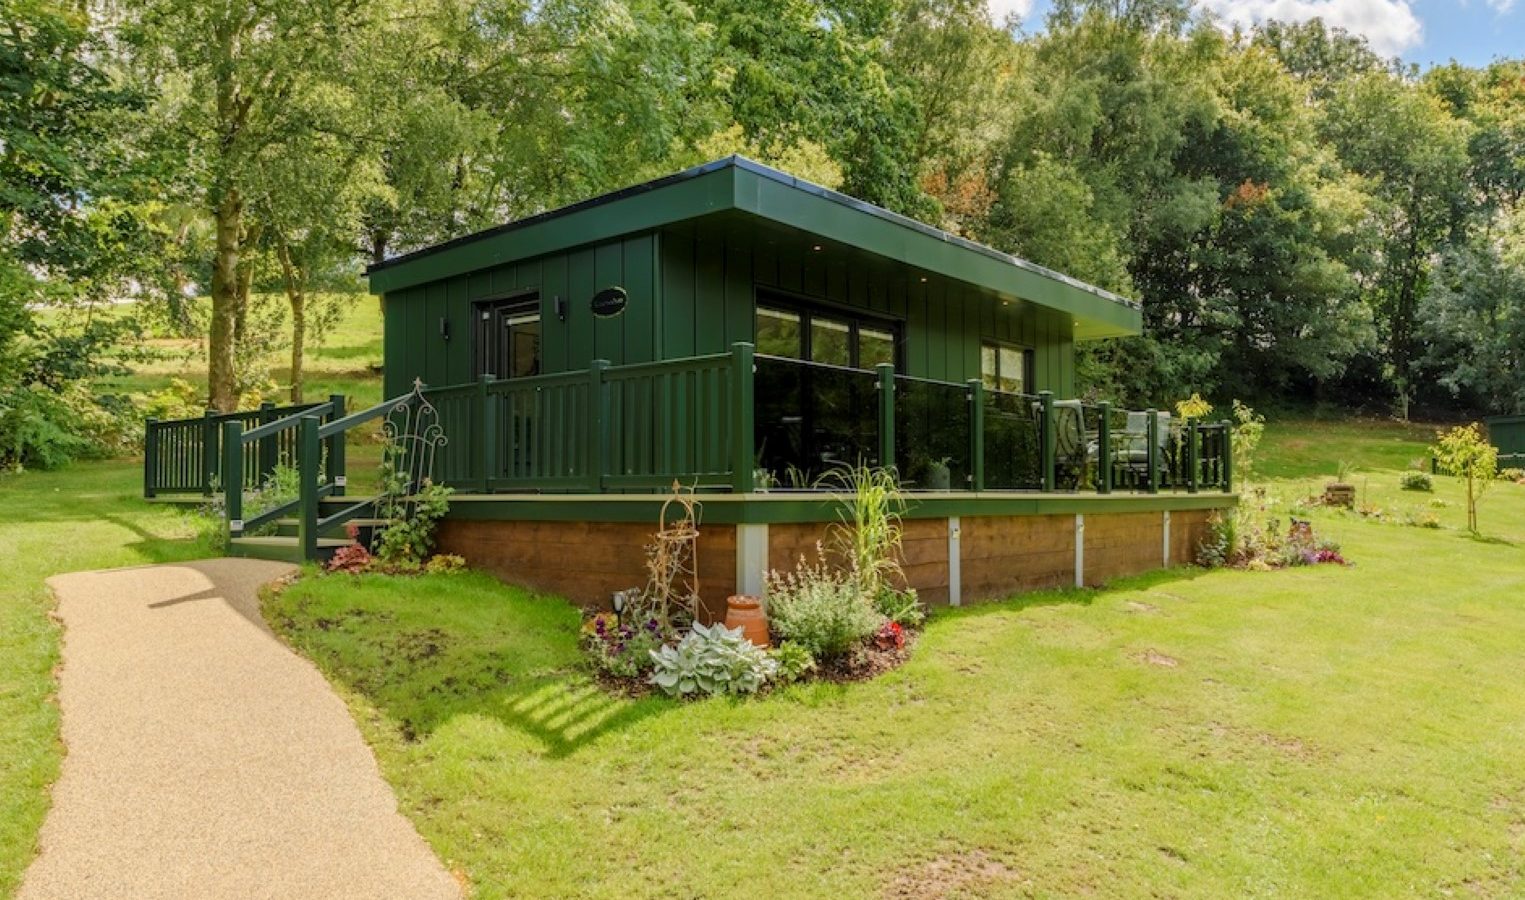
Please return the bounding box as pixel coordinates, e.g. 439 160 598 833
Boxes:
756 300 899 370
981 341 1030 394
756 307 802 358
858 326 895 369
507 313 540 378
811 316 851 367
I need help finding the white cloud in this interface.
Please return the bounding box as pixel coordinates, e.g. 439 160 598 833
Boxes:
987 0 1036 26
1486 0 1515 15
1200 0 1424 55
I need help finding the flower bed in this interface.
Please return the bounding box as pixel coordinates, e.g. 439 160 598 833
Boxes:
581 467 925 699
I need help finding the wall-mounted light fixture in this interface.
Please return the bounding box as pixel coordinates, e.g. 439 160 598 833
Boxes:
439 317 451 341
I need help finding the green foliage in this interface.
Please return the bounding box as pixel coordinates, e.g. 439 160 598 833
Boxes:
1197 507 1345 570
769 641 816 684
875 585 926 628
1401 471 1434 492
1431 423 1499 533
192 463 302 551
647 623 778 698
1229 401 1265 485
583 614 670 680
821 464 908 605
375 481 453 567
764 551 886 661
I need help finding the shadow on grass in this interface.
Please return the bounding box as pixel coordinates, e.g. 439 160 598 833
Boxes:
932 564 1213 625
97 513 218 565
265 576 675 759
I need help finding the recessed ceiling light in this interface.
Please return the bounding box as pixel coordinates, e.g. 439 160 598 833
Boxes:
919 276 927 283
812 244 822 251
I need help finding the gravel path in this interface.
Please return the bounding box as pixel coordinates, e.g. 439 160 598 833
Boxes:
20 559 460 900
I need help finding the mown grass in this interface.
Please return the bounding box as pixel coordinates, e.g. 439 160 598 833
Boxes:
6 412 1522 896
262 436 1525 897
0 462 216 897
41 294 386 409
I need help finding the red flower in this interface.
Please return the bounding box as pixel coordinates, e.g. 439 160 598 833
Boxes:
875 621 905 650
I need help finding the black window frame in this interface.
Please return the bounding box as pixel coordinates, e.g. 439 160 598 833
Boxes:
980 339 1035 395
753 288 903 371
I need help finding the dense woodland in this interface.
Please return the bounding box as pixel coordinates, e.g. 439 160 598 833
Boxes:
3 0 1524 467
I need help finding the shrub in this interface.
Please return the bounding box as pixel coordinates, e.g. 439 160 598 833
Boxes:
586 615 670 680
1198 510 1345 570
1400 471 1433 492
770 641 816 684
648 623 778 697
1403 510 1442 529
327 523 374 573
424 553 466 574
0 381 136 470
375 480 453 565
765 551 885 660
874 585 925 628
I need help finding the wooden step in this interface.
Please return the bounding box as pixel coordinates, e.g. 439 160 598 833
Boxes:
270 517 386 538
228 535 349 563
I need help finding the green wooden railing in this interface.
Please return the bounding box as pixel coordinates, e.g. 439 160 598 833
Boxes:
408 342 1232 496
420 347 749 494
143 398 342 498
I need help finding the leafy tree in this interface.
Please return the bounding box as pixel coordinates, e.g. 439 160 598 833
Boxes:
118 0 376 410
0 0 160 467
1317 69 1471 417
1419 211 1525 414
1432 423 1499 533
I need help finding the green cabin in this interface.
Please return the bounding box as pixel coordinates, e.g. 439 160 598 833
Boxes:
147 157 1234 604
365 156 1155 491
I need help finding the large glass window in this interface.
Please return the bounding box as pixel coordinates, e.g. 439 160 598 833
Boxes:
755 307 803 358
755 299 899 370
811 316 852 367
981 341 1031 394
859 326 896 369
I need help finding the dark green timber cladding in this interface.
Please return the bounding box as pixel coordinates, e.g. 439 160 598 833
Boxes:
385 229 1074 396
657 231 1074 392
383 235 660 397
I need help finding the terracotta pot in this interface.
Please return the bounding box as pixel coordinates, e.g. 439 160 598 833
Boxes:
724 595 770 648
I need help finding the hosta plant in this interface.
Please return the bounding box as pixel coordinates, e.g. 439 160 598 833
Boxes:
648 623 778 698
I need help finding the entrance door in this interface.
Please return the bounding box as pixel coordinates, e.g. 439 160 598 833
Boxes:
473 295 541 379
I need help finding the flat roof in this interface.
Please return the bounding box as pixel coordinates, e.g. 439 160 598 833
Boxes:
366 156 1142 339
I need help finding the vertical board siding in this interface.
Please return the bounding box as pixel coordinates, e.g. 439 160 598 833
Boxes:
380 234 662 393
380 228 1076 397
655 231 1076 391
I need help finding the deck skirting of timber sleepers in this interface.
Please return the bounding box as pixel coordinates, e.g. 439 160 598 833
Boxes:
437 493 1235 619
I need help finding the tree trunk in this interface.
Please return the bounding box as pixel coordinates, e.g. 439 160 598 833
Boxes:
207 187 242 412
278 240 306 404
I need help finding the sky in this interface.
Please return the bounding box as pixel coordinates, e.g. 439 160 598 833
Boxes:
989 0 1524 68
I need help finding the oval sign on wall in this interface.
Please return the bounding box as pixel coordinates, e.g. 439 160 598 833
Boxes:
590 286 628 318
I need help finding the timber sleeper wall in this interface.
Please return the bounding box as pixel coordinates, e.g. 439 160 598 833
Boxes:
438 507 1219 616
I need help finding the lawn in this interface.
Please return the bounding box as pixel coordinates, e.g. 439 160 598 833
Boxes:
39 294 386 409
6 415 1524 897
0 462 216 897
260 442 1525 897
